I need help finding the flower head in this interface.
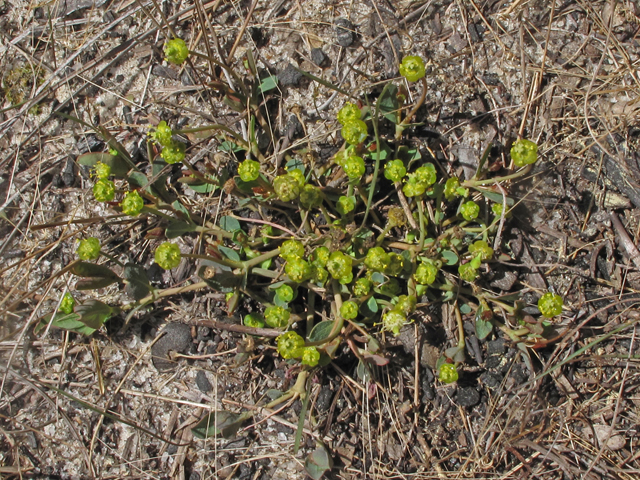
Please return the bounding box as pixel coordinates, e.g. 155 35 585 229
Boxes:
399 55 426 82
120 190 144 216
164 38 189 65
77 237 101 261
155 242 182 270
93 178 115 202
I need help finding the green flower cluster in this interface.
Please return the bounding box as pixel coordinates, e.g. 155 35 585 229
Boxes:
238 159 261 182
150 120 186 164
120 190 144 216
77 237 101 261
399 55 426 83
326 251 354 284
402 163 437 197
164 38 189 65
511 139 538 167
538 292 563 318
276 331 320 366
155 242 182 270
93 178 115 202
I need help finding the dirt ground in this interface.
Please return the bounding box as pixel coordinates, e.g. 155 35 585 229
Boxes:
3 0 640 479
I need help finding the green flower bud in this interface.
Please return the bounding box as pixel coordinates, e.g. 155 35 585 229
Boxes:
59 292 76 314
399 55 426 82
492 203 509 217
337 102 361 125
161 140 186 164
310 246 330 268
311 266 329 285
402 176 426 197
384 159 407 182
341 119 368 145
238 159 261 182
93 161 111 179
155 242 182 270
299 184 323 209
287 168 306 187
538 292 563 318
120 190 144 216
244 313 265 328
343 155 365 180
340 300 359 319
77 237 101 260
275 284 294 303
444 177 459 200
414 163 437 187
326 251 353 281
353 277 372 296
336 195 356 216
458 262 478 283
265 306 291 328
93 178 115 202
468 240 493 261
382 309 408 336
277 330 304 359
395 295 416 315
150 121 173 146
280 239 304 260
164 38 189 65
460 201 480 221
301 346 320 367
285 257 313 283
364 246 391 273
273 174 300 202
439 363 458 383
385 253 405 277
511 139 538 167
414 261 438 285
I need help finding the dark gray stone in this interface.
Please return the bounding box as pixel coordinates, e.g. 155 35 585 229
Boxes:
151 323 192 371
457 387 480 407
316 387 333 413
481 371 503 389
310 47 328 66
486 338 505 356
195 370 212 392
278 63 302 86
335 17 355 47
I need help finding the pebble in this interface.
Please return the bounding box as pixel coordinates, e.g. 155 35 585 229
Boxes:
335 17 355 47
310 47 328 67
195 370 212 392
278 63 302 86
457 387 480 407
151 323 192 371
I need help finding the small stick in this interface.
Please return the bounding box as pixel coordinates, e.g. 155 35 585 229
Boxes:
610 212 640 270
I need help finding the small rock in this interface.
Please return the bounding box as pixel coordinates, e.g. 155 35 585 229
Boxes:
310 47 328 67
335 17 355 47
278 63 302 86
151 323 192 371
486 338 505 356
188 472 201 480
195 370 212 392
457 387 480 407
316 387 333 413
489 271 518 291
593 424 626 451
152 64 179 80
485 355 502 370
481 372 503 389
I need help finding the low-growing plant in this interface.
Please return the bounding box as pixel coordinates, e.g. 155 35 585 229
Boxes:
39 45 564 462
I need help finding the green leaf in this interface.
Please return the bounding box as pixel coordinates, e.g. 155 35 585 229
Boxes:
397 145 422 164
218 246 241 262
172 200 191 219
191 410 252 439
219 216 241 232
441 250 459 266
166 220 197 239
359 296 379 317
127 171 148 189
198 265 243 293
258 75 278 94
459 303 472 315
378 83 399 123
285 157 305 173
478 189 515 206
75 299 118 330
71 262 120 290
35 312 96 336
475 318 493 340
220 140 245 153
187 182 217 193
77 152 130 178
75 277 120 290
124 264 152 301
308 321 335 343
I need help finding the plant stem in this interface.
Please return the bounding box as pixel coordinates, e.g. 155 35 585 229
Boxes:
395 77 428 140
462 163 533 187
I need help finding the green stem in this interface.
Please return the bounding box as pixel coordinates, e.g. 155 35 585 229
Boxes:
183 253 242 269
306 280 344 347
137 280 208 306
462 163 533 187
395 77 428 140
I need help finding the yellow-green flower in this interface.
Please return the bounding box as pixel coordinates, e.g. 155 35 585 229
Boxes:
77 237 101 261
155 242 182 270
120 190 144 216
164 38 189 65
